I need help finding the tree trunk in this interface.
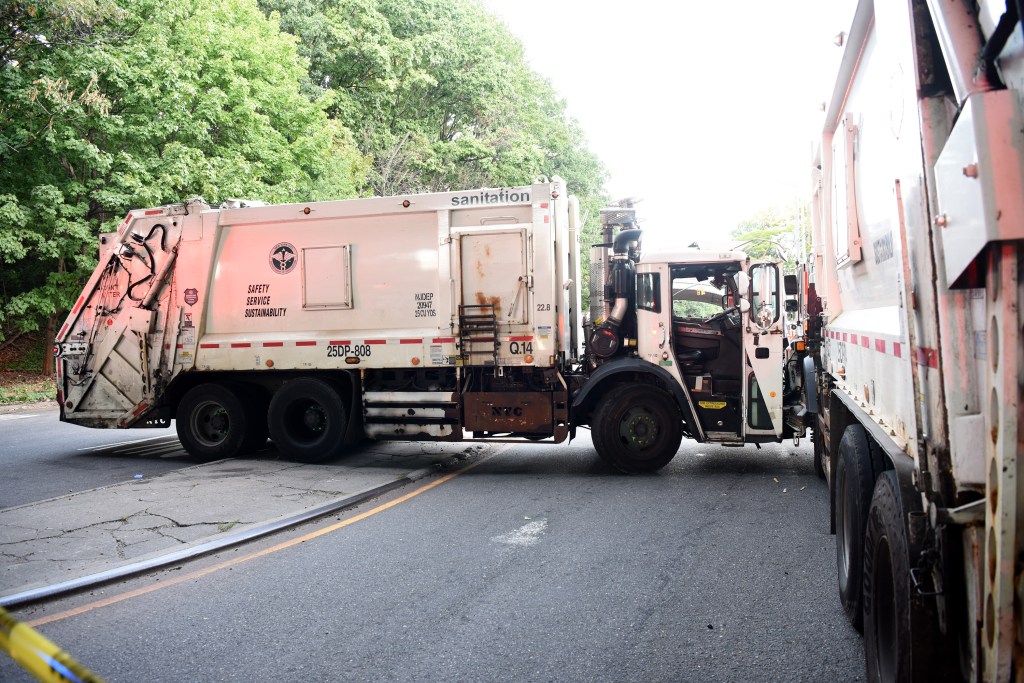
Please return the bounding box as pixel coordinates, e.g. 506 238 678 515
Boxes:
43 312 56 376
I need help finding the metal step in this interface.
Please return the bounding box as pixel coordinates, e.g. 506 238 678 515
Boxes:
458 304 499 366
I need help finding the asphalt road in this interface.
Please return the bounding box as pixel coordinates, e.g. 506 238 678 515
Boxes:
2 434 864 682
1 404 199 509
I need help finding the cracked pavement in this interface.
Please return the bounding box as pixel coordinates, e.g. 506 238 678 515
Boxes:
1 440 486 599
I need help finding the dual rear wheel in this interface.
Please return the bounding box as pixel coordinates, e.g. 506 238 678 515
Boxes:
267 378 348 463
175 383 266 460
175 378 348 463
863 471 913 683
835 424 875 631
834 424 944 682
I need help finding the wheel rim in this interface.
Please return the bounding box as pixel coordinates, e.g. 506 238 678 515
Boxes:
618 406 659 452
283 399 328 445
190 400 230 448
873 537 898 681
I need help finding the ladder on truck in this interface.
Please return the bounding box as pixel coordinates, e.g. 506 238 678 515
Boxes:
458 304 499 366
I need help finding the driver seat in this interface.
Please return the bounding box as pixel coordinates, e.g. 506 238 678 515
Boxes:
677 348 704 365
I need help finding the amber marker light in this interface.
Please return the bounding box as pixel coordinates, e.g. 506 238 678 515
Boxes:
266 360 274 367
524 355 534 364
303 207 311 215
402 200 412 208
411 357 421 366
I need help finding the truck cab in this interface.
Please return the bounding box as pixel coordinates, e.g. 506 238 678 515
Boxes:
576 218 810 473
635 252 793 444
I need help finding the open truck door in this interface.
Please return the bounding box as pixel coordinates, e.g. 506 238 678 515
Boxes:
742 262 785 438
645 257 786 443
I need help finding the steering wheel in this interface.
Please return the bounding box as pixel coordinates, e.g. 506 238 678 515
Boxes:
704 305 739 324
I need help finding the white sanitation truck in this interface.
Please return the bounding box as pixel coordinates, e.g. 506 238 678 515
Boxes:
808 0 1023 680
55 178 813 472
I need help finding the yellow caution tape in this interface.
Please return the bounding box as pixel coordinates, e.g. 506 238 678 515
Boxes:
0 606 105 683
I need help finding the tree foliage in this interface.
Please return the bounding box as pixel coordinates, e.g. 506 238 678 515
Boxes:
258 0 607 298
260 0 605 198
731 202 811 272
0 0 609 360
1 0 364 347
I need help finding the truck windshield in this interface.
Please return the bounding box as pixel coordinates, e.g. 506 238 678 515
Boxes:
670 263 741 320
672 278 727 318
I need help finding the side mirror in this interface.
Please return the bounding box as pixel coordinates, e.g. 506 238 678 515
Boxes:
785 300 799 313
784 274 799 296
735 271 751 294
738 299 751 313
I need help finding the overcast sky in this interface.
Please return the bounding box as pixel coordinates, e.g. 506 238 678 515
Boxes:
482 0 858 249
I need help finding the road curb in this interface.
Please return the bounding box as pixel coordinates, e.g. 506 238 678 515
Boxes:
0 460 450 609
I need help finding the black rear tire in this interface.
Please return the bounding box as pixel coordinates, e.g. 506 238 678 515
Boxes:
175 383 250 461
864 471 947 683
836 424 875 632
592 385 682 473
863 471 911 682
268 378 348 463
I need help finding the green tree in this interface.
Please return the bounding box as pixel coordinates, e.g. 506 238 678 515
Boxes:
262 0 602 192
731 202 811 272
260 0 608 296
0 0 366 369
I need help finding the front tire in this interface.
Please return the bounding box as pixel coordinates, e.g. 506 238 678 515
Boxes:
835 424 876 632
268 378 348 463
592 385 682 473
175 383 251 461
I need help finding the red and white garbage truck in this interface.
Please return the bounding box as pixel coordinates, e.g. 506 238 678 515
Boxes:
808 0 1023 679
55 177 813 472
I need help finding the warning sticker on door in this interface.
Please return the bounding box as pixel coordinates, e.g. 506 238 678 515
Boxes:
698 401 727 410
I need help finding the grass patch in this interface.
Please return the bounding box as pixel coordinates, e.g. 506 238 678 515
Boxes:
0 334 55 404
0 373 56 403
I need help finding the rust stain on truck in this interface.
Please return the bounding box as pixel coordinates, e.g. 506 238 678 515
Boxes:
474 292 501 312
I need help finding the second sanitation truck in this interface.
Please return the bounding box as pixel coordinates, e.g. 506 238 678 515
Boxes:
808 0 1023 680
54 178 814 472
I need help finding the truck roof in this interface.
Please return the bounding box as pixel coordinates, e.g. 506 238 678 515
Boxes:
215 183 545 226
641 248 748 265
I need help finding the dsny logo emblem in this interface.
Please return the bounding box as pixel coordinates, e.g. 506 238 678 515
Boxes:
270 242 297 274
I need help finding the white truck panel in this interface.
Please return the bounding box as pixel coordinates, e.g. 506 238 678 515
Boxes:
57 182 570 430
819 6 929 459
203 213 443 336
814 2 1024 678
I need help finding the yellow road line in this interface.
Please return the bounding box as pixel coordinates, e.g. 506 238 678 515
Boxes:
27 457 486 628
